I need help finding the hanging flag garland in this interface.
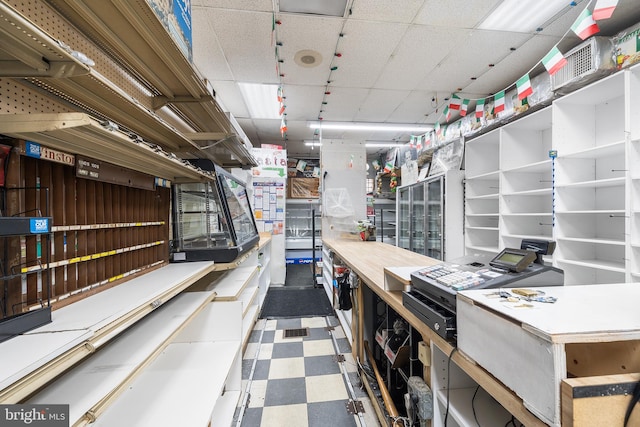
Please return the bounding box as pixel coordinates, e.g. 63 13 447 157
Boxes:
280 116 288 137
417 134 423 150
444 105 451 122
475 99 485 119
542 46 568 75
516 74 533 100
460 99 470 117
571 8 600 40
494 91 505 114
449 94 461 111
593 0 619 20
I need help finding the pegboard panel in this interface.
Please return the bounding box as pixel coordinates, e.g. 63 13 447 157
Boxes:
6 1 156 112
0 78 72 114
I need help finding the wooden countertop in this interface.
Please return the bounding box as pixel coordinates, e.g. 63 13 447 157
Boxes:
323 237 547 427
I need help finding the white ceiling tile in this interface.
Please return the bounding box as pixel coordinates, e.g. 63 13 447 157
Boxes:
349 0 425 23
414 0 501 28
319 87 371 121
330 20 409 87
354 89 411 122
194 0 272 12
209 81 248 117
280 85 326 120
387 90 433 123
374 25 470 90
191 10 233 81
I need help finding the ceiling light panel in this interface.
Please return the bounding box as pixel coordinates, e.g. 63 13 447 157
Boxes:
238 83 281 119
279 0 348 17
479 0 570 33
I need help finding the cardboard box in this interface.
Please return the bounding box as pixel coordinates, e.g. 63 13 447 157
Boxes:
288 177 319 198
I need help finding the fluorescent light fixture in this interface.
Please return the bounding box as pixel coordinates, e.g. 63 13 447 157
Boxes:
308 121 432 133
238 83 281 119
478 0 568 33
304 141 322 147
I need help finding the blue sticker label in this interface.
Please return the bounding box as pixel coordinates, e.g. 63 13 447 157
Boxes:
25 141 41 159
30 218 49 234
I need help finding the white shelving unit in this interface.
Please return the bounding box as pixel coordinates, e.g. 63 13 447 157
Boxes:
464 128 501 255
431 344 518 427
2 236 272 426
464 65 640 283
553 71 627 285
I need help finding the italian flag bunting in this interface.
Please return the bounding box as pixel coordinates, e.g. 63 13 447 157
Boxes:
460 99 470 117
280 116 287 137
409 135 415 149
416 135 423 150
516 74 533 100
424 133 430 149
494 90 505 114
593 0 618 20
435 121 441 136
571 8 599 40
542 46 568 75
449 94 461 110
444 105 451 122
475 99 485 119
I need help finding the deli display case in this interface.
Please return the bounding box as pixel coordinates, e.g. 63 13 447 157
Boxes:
171 166 260 263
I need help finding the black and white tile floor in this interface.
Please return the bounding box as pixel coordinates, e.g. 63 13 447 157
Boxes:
234 316 380 427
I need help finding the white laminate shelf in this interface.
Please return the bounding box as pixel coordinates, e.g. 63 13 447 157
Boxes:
0 261 216 402
559 140 626 159
502 159 552 174
501 188 552 196
465 226 499 232
26 291 216 425
93 341 240 427
465 171 500 181
465 193 499 200
556 258 626 273
556 236 626 246
466 245 499 254
555 177 625 189
502 234 553 241
200 266 258 300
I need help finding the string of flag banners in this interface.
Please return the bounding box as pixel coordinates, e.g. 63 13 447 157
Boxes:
409 0 619 151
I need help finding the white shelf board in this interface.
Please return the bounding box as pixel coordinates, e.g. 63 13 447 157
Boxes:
556 258 626 273
502 188 552 196
501 212 552 217
555 209 625 215
242 304 260 348
465 193 499 200
93 341 240 427
502 234 553 241
502 159 552 174
0 329 92 392
557 236 625 246
465 226 499 231
31 261 215 334
436 387 517 427
559 140 625 159
238 284 259 317
555 69 624 106
465 171 500 180
465 213 499 217
555 177 625 189
203 265 258 300
212 390 242 425
26 291 214 424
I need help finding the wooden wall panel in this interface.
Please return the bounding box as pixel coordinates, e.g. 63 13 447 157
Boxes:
24 158 39 305
64 166 77 292
52 165 66 296
75 178 87 290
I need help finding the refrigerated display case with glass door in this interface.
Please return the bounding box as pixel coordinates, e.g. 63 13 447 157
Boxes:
396 171 464 261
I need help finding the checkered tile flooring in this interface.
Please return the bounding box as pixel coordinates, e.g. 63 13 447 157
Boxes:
235 316 380 427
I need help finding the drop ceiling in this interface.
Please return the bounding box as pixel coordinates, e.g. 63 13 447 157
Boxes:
191 0 640 158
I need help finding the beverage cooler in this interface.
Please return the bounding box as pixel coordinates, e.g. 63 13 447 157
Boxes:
396 171 464 261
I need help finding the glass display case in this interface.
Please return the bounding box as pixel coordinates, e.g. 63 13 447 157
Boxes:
285 199 321 250
171 166 260 263
396 171 464 261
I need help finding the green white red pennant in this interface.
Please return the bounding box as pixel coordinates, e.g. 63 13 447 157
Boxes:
542 46 568 76
571 8 599 40
516 74 533 100
475 99 485 119
593 0 618 20
460 99 470 117
494 90 505 114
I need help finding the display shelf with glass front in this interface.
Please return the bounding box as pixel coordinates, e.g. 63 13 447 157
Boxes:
171 166 260 263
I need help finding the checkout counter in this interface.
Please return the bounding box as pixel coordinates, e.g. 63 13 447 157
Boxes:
322 237 640 427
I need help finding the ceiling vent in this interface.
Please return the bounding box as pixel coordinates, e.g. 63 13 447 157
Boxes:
294 50 323 68
551 37 615 94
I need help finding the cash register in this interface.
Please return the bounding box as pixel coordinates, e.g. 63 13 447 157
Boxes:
403 239 563 341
